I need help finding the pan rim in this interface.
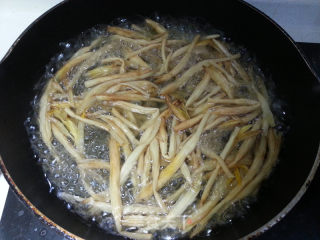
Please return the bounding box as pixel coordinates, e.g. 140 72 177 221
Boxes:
1 0 319 84
0 155 83 240
0 0 319 239
1 146 319 239
238 0 320 83
0 0 67 65
241 146 320 239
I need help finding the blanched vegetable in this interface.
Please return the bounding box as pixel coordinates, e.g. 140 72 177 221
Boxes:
37 18 281 240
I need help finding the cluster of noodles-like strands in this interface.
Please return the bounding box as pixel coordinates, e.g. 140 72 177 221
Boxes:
38 19 281 240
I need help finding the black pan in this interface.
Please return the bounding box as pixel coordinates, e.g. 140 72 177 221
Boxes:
0 0 319 239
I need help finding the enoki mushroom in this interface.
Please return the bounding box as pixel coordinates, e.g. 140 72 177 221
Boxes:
37 18 281 240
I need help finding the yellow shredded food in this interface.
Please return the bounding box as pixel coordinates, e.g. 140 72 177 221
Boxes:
36 18 282 240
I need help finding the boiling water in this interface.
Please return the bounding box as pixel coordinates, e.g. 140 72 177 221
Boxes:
26 16 287 239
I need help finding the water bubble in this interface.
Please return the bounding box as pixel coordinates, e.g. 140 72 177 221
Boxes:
120 18 127 23
61 180 69 187
205 228 212 236
57 53 64 61
39 229 47 236
17 210 24 217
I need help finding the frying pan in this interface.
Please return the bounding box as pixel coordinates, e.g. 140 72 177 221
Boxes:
0 0 319 239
